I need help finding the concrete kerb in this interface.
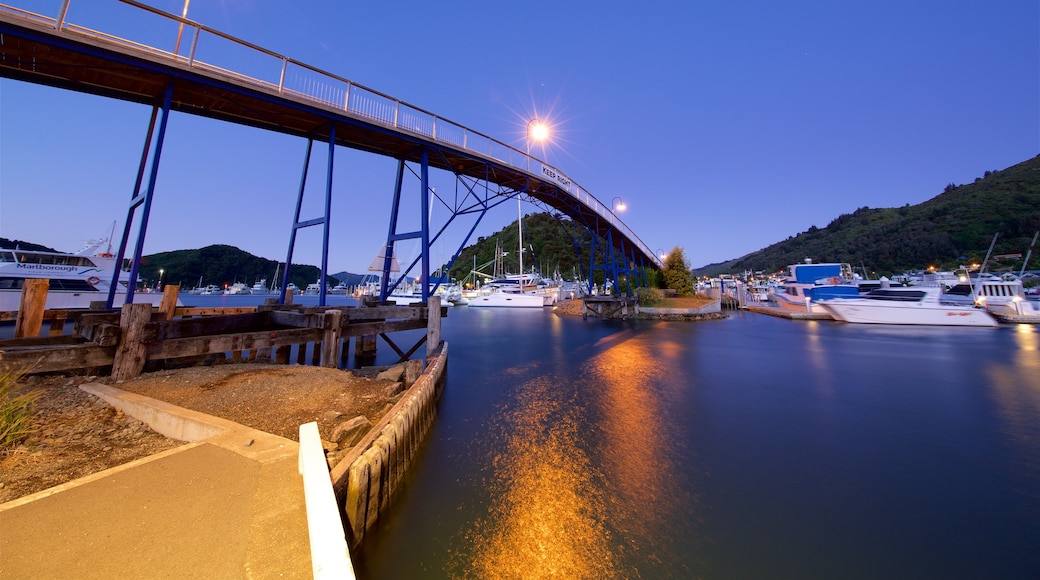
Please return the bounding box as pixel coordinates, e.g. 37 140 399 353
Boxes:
637 301 723 316
0 382 318 578
80 382 294 460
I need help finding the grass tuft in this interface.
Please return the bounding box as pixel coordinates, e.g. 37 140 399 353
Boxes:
1 358 40 450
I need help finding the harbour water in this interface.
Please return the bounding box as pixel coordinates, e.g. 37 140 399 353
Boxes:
6 295 1037 577
351 306 1040 579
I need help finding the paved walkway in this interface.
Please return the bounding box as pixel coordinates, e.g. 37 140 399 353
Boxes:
0 385 315 579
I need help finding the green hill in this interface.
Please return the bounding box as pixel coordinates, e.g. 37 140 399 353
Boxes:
694 155 1040 277
0 239 58 253
441 212 597 283
141 245 334 291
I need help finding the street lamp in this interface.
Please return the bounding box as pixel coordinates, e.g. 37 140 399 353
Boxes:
526 118 549 172
657 248 667 261
612 197 626 212
158 268 165 290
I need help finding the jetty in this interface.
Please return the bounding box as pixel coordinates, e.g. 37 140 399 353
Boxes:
1 283 449 577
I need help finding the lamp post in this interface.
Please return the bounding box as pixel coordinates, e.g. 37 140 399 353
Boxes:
174 0 191 54
612 197 626 213
158 268 165 290
657 248 667 262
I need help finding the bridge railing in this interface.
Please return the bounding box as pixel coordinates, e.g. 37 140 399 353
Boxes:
0 0 661 268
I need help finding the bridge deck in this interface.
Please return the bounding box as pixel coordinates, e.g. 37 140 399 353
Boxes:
0 1 658 265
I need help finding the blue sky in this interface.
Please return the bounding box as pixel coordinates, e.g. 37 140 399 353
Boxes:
1 0 1037 281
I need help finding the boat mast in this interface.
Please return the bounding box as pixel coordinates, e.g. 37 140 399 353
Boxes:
972 233 999 303
1020 231 1038 277
517 195 524 281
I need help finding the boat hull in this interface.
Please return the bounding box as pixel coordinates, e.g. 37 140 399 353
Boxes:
467 292 545 308
819 300 998 326
0 288 170 311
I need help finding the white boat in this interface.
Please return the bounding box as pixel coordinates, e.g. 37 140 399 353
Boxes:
224 282 252 295
0 239 180 311
817 286 998 327
469 200 556 309
946 274 1040 321
250 278 270 294
467 286 545 308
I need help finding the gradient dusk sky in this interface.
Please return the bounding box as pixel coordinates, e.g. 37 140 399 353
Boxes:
1 0 1037 280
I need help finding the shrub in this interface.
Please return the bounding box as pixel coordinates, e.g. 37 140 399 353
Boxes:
635 286 664 306
1 360 39 450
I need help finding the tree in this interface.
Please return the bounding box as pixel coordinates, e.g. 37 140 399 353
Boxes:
662 246 695 296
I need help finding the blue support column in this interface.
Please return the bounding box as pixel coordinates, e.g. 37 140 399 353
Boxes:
121 83 173 306
420 149 430 302
379 151 432 302
107 100 158 308
586 233 597 295
379 160 406 300
279 125 335 306
319 124 336 306
280 138 313 303
607 230 618 295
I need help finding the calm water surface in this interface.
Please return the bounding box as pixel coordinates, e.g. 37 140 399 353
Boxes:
355 307 1039 579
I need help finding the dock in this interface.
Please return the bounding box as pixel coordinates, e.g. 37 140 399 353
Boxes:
745 304 834 320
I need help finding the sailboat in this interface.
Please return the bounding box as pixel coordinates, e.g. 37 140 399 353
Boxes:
468 198 549 308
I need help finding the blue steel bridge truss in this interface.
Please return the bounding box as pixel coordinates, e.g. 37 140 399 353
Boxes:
0 0 661 306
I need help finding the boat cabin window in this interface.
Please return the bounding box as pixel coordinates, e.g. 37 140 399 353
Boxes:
0 277 98 291
865 289 926 301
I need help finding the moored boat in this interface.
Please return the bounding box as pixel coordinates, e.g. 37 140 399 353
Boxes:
770 260 861 314
817 286 998 326
0 238 181 311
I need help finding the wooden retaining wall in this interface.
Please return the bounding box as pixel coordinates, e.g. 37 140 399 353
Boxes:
0 295 445 379
329 340 448 548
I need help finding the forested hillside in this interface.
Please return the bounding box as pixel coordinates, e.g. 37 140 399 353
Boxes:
694 155 1040 277
137 245 333 291
442 212 598 283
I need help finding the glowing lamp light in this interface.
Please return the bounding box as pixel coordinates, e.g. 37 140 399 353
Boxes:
525 118 550 172
612 196 626 212
528 120 549 142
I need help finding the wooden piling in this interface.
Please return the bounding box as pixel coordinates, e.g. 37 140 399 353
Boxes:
320 309 342 367
111 303 153 380
14 279 49 338
426 296 441 357
159 285 180 320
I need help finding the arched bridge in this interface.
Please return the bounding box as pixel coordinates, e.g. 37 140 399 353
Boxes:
0 0 661 304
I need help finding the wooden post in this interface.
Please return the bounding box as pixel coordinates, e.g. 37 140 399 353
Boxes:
14 279 49 338
112 303 153 380
275 344 291 364
47 312 68 336
320 309 342 367
426 296 441 357
355 334 376 361
285 287 295 305
159 284 180 320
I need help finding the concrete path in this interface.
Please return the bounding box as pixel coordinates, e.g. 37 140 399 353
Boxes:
0 385 314 579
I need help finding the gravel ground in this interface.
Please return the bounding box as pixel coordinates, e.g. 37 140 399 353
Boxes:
1 362 398 504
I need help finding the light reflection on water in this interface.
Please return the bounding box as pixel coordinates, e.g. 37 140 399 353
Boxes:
987 325 1040 501
450 376 619 579
584 326 693 574
358 309 1040 579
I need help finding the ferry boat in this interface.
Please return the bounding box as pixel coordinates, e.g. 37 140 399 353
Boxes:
0 239 175 311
